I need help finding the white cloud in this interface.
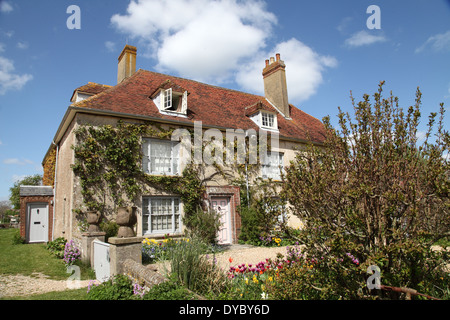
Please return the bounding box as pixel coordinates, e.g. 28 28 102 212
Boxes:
111 0 277 82
345 30 386 47
110 0 336 103
236 38 338 103
0 43 5 53
16 41 29 50
3 158 34 165
0 1 13 13
105 41 116 52
0 56 33 95
415 30 450 53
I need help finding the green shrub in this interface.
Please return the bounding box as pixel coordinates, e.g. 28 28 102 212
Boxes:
46 237 67 259
100 220 119 241
11 229 26 245
183 208 221 245
86 274 135 300
143 275 197 300
238 206 261 245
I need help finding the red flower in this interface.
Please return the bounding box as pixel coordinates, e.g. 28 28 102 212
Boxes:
229 257 233 263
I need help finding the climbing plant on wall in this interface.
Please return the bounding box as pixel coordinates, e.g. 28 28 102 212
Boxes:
71 120 205 223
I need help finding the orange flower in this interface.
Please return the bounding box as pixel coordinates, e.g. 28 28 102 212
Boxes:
229 257 233 263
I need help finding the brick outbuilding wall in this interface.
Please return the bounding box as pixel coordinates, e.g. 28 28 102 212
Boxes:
19 186 54 243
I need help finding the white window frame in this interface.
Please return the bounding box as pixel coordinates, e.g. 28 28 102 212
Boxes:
261 112 275 128
142 197 181 235
162 88 172 110
261 111 277 130
159 88 188 115
142 138 179 175
261 152 284 180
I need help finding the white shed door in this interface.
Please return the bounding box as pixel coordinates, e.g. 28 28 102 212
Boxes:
93 239 110 282
27 203 48 243
212 197 231 244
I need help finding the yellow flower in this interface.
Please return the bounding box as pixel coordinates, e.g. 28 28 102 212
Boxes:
268 276 273 282
244 277 249 285
252 275 259 284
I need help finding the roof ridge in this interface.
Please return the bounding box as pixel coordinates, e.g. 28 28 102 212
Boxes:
138 69 266 100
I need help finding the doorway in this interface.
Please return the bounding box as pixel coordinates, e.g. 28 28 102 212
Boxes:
211 197 231 244
27 203 49 243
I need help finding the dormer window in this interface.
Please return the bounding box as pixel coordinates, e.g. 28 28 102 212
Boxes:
151 80 188 116
245 101 279 132
162 88 187 114
261 112 276 129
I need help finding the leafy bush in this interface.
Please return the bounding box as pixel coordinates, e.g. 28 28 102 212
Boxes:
282 83 450 299
46 237 67 258
183 208 222 245
11 229 26 245
100 220 119 241
86 274 135 300
143 275 197 300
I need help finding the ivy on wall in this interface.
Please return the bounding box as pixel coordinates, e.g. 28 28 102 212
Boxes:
42 147 57 187
71 120 204 222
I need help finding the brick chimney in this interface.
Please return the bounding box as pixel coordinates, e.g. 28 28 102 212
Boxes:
262 53 290 118
117 45 137 84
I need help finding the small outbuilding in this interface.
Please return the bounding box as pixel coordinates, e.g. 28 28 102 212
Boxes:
19 186 54 243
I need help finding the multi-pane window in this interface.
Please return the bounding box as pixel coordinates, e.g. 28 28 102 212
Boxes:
163 88 172 110
142 197 181 235
261 112 275 128
160 88 188 114
261 152 284 180
142 139 179 175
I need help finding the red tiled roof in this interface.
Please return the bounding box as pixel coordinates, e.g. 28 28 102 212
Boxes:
71 69 326 143
70 82 113 101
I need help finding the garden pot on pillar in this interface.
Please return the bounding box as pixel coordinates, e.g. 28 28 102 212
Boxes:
116 206 137 237
86 211 102 232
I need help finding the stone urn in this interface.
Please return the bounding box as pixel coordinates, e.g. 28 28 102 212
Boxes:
86 211 102 233
116 206 137 237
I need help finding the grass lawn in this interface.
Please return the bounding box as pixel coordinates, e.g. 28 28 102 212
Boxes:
0 228 94 299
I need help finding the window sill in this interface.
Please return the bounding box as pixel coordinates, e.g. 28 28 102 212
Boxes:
159 110 188 118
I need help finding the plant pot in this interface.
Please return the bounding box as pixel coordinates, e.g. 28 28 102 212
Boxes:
86 211 102 232
116 206 137 237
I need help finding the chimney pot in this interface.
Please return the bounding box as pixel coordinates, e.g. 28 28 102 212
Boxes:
270 57 275 64
265 59 269 67
276 53 280 61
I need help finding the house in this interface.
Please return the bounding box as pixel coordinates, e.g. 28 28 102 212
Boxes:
29 45 325 245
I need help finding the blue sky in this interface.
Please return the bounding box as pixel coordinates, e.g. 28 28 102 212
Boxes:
0 0 449 202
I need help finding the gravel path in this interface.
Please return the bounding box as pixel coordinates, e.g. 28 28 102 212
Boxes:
0 272 95 298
